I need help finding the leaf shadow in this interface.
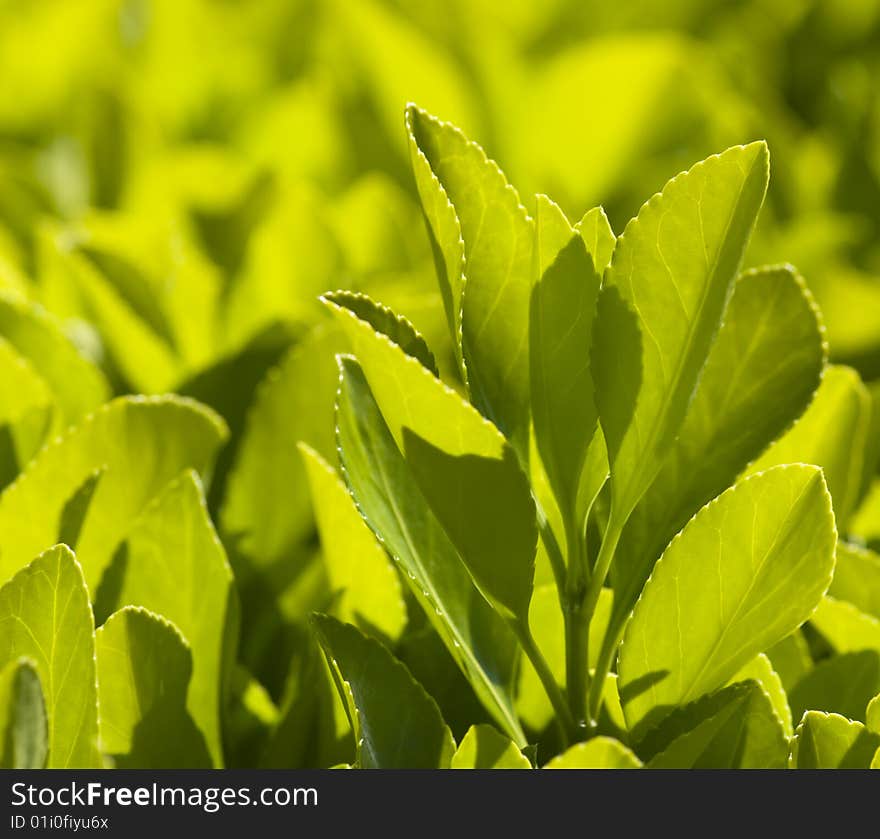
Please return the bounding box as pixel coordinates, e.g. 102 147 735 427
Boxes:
593 284 642 460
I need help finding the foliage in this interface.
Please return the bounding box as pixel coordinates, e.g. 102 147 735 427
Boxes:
0 0 878 769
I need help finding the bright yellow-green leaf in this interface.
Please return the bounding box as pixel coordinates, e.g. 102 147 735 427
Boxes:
0 278 109 425
867 694 880 734
766 632 813 691
789 651 880 724
530 197 602 521
299 443 405 642
593 142 770 525
406 104 533 453
222 324 346 568
791 711 880 769
644 682 788 769
730 653 793 737
336 357 522 744
112 472 236 768
577 206 616 273
830 542 880 619
544 737 641 768
327 295 536 623
747 365 872 529
0 545 100 767
313 614 455 769
451 724 531 769
811 596 880 653
0 395 227 591
609 265 827 633
619 465 836 737
96 607 211 768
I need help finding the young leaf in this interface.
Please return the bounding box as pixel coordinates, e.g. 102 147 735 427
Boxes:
609 265 826 628
321 291 437 374
0 658 47 768
544 737 641 769
336 357 522 743
593 142 770 525
747 365 872 530
0 545 100 767
867 694 880 733
619 465 836 737
0 339 53 479
791 712 880 769
766 632 813 691
451 725 531 769
829 542 880 619
112 471 236 768
326 296 537 624
530 196 602 520
96 607 212 767
0 291 109 425
810 596 880 653
222 324 347 569
299 443 406 641
406 104 533 452
312 614 455 769
789 651 880 724
577 206 616 273
644 682 788 769
0 396 227 590
730 653 793 737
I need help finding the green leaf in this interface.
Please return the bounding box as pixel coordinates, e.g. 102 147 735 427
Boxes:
810 596 880 653
0 545 100 767
406 104 533 452
96 607 211 768
830 542 880 619
0 396 227 591
336 357 522 743
0 291 109 425
766 632 813 691
112 471 236 768
593 142 769 524
299 443 406 641
577 206 616 273
222 324 347 569
619 465 836 737
789 651 880 724
327 296 536 624
867 694 880 733
321 291 437 375
312 614 455 769
0 338 53 480
643 682 788 769
39 232 181 393
544 737 641 769
791 712 880 769
609 265 826 628
0 658 46 768
451 725 531 768
747 365 872 530
530 196 602 520
730 653 793 737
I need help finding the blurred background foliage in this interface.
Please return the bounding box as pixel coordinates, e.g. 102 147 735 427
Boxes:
1 0 880 760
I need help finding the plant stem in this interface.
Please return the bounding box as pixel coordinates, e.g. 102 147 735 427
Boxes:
587 621 625 722
580 512 624 724
514 618 577 746
563 515 590 730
